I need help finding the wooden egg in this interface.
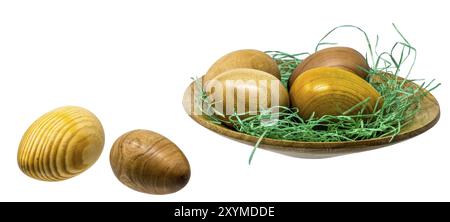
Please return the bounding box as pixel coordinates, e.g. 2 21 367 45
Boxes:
110 130 190 195
17 106 105 181
204 49 280 85
204 68 289 122
290 67 382 119
288 47 370 88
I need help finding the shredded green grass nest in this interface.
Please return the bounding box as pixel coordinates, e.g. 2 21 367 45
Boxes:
194 24 440 163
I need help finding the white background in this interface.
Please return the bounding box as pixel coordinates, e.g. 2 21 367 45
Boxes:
0 0 448 202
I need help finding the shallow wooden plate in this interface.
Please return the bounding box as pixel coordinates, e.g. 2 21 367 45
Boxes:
182 76 440 158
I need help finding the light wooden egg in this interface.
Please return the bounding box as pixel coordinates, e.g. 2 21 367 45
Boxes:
17 106 105 181
289 47 370 88
204 49 280 85
110 130 190 195
205 68 289 122
290 67 382 119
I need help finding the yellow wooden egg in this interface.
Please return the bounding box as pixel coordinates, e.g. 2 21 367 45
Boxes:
17 106 105 181
290 67 382 119
204 49 280 85
110 130 190 195
205 68 289 122
289 47 370 88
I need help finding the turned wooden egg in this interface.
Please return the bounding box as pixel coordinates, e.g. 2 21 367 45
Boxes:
110 130 190 195
290 67 382 119
203 49 280 85
17 106 105 181
288 47 370 88
204 68 289 122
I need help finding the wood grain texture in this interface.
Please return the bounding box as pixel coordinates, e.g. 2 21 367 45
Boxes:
17 106 105 181
204 49 280 84
110 130 190 195
183 73 440 158
289 47 370 88
205 68 289 122
290 67 381 119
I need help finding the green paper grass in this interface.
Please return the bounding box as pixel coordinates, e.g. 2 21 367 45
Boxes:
193 24 440 164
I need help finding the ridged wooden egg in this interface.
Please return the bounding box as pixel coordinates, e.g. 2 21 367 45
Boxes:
110 130 190 195
290 67 382 119
289 47 370 88
204 68 289 122
17 106 105 181
204 49 280 85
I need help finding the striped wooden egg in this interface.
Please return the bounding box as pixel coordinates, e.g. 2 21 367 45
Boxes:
17 106 105 181
290 67 382 119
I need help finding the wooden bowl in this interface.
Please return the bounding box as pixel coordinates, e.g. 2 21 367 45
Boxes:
182 75 440 158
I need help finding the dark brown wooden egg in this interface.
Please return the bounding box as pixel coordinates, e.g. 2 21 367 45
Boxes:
288 47 370 88
110 130 190 195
